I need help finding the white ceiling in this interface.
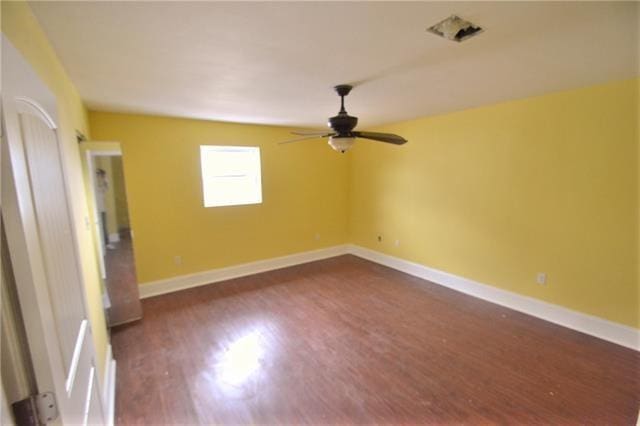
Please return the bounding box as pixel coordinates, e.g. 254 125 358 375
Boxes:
30 1 639 129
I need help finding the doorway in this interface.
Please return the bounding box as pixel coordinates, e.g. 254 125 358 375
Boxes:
85 147 142 327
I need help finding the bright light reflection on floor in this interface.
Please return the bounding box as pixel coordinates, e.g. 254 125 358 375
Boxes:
216 328 266 387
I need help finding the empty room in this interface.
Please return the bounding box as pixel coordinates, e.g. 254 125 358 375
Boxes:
1 1 638 425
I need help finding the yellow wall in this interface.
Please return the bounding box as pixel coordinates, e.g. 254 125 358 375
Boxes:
88 112 350 284
2 1 109 379
111 157 131 229
349 79 639 329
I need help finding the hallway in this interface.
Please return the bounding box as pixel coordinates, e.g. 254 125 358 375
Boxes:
105 230 142 326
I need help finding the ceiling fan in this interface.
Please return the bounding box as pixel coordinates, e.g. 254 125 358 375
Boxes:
280 85 408 153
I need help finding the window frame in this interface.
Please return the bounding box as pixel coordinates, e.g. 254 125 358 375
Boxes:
199 145 263 208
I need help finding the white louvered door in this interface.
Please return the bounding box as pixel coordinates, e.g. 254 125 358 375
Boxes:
2 36 104 425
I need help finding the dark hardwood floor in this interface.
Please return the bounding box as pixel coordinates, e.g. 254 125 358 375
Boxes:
111 255 639 425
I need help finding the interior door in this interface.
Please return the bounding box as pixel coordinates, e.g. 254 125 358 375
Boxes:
2 37 104 425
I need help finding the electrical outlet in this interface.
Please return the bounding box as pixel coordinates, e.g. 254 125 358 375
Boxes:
394 239 400 247
174 255 182 266
536 273 547 285
314 233 321 241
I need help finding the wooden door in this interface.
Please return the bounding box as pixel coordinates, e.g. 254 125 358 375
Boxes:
2 37 104 425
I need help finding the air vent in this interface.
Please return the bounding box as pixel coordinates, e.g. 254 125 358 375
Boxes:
427 15 483 42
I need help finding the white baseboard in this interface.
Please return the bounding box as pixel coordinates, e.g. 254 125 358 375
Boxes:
135 243 639 351
139 245 350 299
108 233 120 243
348 244 640 351
102 345 116 426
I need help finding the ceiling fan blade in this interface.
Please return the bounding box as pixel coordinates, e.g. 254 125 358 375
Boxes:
291 130 330 136
278 134 334 144
353 131 407 145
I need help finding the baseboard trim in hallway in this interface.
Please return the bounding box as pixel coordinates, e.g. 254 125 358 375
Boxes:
137 244 639 351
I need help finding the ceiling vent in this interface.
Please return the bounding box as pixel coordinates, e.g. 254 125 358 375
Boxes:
427 15 483 42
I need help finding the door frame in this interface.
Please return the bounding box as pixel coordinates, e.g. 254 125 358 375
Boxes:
84 146 123 281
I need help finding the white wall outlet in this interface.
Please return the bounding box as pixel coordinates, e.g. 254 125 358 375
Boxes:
174 255 182 266
314 233 321 241
394 239 400 247
536 273 547 285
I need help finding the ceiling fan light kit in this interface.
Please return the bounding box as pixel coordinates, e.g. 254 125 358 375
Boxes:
328 136 356 153
279 84 408 152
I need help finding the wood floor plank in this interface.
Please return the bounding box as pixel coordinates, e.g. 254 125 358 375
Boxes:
112 255 639 425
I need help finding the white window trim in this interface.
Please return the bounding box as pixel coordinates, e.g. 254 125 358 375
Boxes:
200 145 263 208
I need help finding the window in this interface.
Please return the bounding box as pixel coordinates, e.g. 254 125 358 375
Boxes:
200 145 262 207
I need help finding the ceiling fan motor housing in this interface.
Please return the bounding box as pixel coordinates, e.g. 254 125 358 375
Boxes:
328 113 358 135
